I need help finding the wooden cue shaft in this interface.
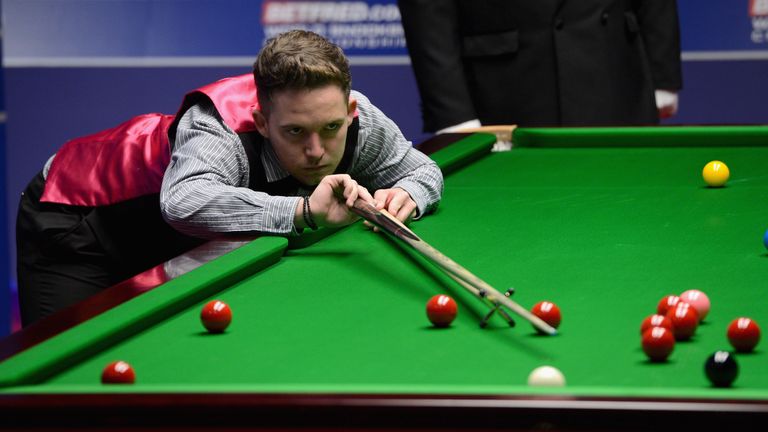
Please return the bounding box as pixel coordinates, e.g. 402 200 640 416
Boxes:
405 236 556 335
416 248 515 323
442 269 516 325
351 199 557 335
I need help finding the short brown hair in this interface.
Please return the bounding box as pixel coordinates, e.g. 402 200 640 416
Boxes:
253 30 351 111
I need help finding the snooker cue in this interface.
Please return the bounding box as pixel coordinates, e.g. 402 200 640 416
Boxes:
351 199 557 335
443 271 516 327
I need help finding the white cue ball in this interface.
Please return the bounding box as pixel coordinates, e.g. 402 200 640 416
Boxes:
527 366 566 387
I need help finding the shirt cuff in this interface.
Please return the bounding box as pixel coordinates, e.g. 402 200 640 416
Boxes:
262 195 303 235
654 89 679 116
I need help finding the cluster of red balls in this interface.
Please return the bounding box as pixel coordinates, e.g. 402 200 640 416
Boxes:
101 299 233 384
640 289 761 363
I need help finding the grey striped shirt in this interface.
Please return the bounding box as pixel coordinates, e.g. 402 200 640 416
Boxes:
160 90 443 239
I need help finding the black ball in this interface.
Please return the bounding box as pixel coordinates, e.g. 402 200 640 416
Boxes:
704 351 738 388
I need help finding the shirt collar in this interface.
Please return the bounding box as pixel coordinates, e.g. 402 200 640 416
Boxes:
260 140 292 183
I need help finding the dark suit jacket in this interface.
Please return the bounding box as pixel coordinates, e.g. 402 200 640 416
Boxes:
398 0 683 131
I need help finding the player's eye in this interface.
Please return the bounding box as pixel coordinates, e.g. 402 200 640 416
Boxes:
286 127 303 136
320 122 343 138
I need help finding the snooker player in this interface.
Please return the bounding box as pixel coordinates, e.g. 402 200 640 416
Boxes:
17 30 444 326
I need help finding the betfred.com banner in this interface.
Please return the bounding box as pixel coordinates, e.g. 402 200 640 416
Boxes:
261 1 407 56
2 0 767 65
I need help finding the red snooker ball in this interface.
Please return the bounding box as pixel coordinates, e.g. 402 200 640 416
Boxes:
666 302 699 340
201 300 232 333
640 314 674 335
642 327 675 362
727 317 761 352
426 294 458 327
531 301 561 333
101 360 136 384
656 295 681 316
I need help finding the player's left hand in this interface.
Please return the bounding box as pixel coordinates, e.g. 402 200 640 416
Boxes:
310 174 375 228
373 187 417 225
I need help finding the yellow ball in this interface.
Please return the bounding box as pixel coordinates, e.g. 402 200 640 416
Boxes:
702 160 729 187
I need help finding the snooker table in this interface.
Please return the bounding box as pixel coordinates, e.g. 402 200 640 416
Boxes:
2 125 768 430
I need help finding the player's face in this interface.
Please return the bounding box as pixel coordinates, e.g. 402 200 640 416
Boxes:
253 85 356 186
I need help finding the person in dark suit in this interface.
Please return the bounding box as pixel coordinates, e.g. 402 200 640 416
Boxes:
398 0 683 133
